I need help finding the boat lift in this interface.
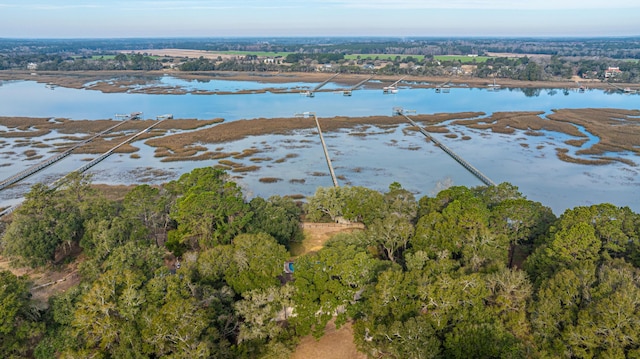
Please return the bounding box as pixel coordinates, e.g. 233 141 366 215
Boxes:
383 76 405 94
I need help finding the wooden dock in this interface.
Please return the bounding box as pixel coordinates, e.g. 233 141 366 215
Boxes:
342 76 372 96
312 114 339 187
50 118 168 189
383 76 406 94
303 73 341 97
398 110 496 187
0 114 137 192
0 114 161 218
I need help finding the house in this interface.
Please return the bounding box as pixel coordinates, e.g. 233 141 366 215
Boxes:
605 67 622 78
27 62 38 71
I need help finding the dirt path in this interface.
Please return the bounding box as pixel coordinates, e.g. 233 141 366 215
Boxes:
290 222 367 359
0 255 81 309
291 222 364 256
291 319 367 359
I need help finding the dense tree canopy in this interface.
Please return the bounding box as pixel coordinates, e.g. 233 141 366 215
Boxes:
1 169 639 358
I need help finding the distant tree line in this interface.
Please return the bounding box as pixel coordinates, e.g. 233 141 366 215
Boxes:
3 37 640 82
0 53 163 71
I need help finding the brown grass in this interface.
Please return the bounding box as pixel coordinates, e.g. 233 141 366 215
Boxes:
259 177 282 183
555 148 612 165
3 109 639 169
547 108 640 156
232 165 260 173
565 138 589 147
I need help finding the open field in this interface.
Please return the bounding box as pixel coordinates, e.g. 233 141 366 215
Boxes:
136 49 291 59
434 55 491 63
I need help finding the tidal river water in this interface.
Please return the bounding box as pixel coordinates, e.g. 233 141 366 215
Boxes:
0 76 638 214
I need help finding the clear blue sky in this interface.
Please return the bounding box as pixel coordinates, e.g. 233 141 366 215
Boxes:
1 0 639 38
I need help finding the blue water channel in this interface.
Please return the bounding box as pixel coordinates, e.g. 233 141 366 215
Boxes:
0 77 639 214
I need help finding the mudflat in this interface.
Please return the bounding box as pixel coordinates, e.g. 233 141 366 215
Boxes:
1 109 638 166
1 70 637 95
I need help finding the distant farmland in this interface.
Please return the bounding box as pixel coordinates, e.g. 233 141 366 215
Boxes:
434 55 491 63
213 51 293 57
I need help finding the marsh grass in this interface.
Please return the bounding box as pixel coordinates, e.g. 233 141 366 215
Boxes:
219 159 243 167
274 153 298 163
232 148 261 159
555 148 611 165
259 177 282 183
565 139 589 147
250 157 273 162
232 165 260 173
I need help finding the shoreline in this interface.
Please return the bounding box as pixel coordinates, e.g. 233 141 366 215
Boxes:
1 70 637 95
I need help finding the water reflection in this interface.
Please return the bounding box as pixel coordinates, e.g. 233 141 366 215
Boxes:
0 78 638 121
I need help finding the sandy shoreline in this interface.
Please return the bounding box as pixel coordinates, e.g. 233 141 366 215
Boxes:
1 70 636 95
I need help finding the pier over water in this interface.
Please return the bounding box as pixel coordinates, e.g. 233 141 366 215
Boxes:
395 108 496 187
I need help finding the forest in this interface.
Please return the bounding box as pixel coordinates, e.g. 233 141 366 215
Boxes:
1 167 639 358
3 37 640 83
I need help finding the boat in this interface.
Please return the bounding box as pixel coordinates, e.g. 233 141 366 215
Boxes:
383 86 398 94
487 79 500 91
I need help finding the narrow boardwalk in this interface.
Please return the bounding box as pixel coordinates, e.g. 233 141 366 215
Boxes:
383 76 406 93
0 114 135 192
1 117 165 218
342 76 372 96
312 73 340 92
313 115 339 187
399 111 496 187
50 118 169 188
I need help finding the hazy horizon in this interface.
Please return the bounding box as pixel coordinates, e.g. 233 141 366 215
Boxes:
1 0 639 38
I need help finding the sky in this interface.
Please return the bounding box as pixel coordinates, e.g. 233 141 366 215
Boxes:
1 0 639 38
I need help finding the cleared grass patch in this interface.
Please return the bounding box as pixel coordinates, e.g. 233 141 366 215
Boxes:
434 55 491 63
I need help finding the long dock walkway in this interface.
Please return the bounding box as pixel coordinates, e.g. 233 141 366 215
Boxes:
342 76 372 96
313 73 340 92
313 115 339 187
0 117 164 218
383 76 406 93
50 118 168 189
0 114 136 192
399 111 496 187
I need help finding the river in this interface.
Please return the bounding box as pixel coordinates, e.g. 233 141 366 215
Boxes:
0 76 638 214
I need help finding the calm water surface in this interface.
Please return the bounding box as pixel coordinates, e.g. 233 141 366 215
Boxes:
0 77 638 214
